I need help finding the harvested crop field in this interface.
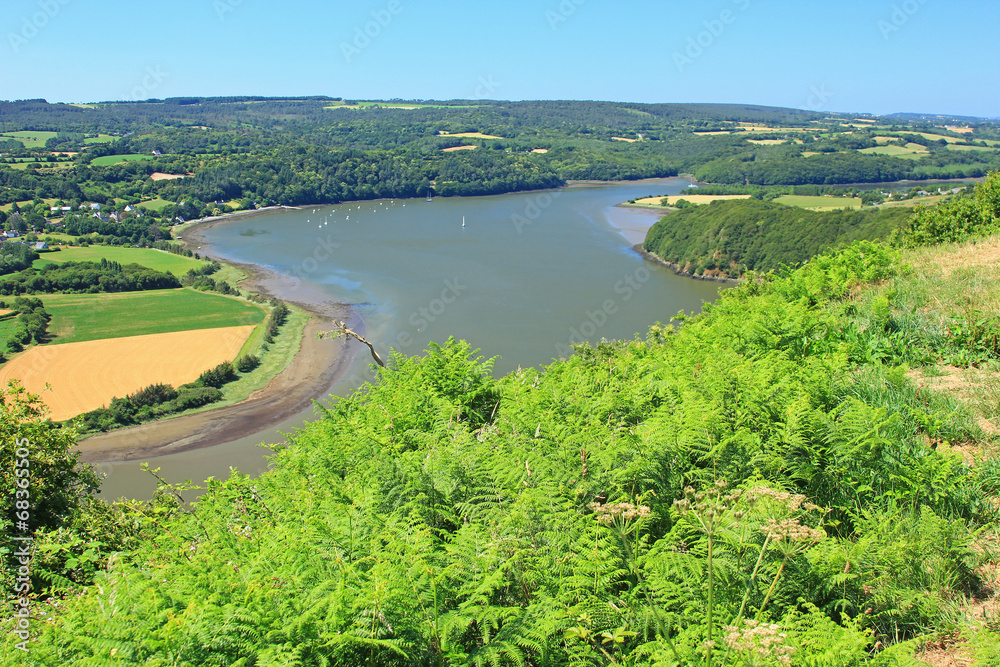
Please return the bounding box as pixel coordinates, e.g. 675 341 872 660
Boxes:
634 194 751 206
0 325 255 421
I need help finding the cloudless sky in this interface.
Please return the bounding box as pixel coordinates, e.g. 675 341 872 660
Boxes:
1 0 997 117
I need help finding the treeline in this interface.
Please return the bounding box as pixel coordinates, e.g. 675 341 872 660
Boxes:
0 242 38 275
695 152 914 185
78 354 260 432
0 260 180 296
643 198 913 278
0 296 49 355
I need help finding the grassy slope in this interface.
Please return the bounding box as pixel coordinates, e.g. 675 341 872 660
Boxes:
42 288 266 344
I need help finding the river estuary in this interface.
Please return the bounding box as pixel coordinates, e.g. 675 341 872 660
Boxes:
96 177 723 499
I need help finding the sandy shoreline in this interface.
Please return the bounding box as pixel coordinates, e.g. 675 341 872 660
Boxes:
76 207 362 463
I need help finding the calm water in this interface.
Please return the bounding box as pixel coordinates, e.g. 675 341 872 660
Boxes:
97 178 722 499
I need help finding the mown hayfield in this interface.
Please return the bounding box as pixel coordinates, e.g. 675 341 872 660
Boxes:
41 289 266 344
33 246 207 275
635 194 751 206
0 325 255 421
775 194 863 210
860 143 928 158
438 131 503 139
90 154 156 166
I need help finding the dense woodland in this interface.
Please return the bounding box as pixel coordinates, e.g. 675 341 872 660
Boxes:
642 200 915 279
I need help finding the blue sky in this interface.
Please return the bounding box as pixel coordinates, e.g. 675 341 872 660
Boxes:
2 0 997 117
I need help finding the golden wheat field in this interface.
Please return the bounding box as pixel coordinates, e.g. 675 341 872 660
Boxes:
0 325 255 421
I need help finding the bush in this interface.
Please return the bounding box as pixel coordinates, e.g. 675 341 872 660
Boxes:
198 361 236 388
127 383 178 408
172 386 223 410
235 354 260 373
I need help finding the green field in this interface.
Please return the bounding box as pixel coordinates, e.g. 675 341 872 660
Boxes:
948 144 998 152
0 314 22 342
775 194 863 210
137 197 173 212
83 134 116 144
859 143 928 159
90 154 156 166
0 131 58 148
32 246 208 274
41 289 266 344
0 199 56 212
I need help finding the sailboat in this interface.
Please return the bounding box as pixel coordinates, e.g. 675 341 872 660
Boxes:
462 216 466 228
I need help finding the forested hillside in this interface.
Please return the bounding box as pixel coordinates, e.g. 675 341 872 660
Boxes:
642 199 913 279
1 99 998 218
4 179 1000 664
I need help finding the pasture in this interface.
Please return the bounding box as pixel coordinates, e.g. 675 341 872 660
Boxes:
41 289 266 344
0 325 255 421
137 197 174 211
860 143 928 159
774 195 863 210
0 131 58 148
32 246 207 275
90 154 156 166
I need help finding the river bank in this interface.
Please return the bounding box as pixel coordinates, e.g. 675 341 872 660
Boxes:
76 209 362 463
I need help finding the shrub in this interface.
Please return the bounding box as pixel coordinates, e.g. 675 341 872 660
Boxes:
127 383 178 408
235 354 260 373
198 361 236 388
